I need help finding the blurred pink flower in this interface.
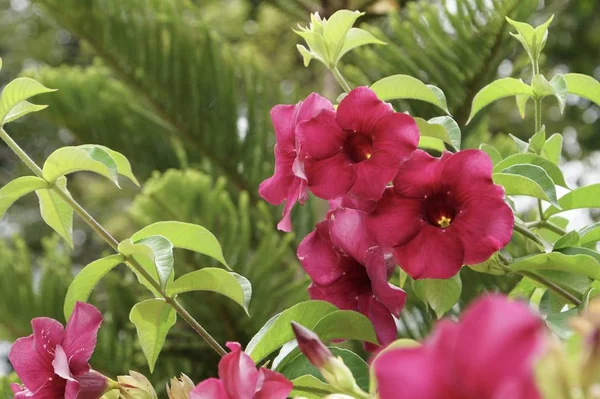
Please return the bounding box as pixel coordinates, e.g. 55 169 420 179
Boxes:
373 294 545 399
9 302 107 399
190 342 292 399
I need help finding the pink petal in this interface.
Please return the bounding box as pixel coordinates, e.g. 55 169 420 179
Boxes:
371 112 419 159
336 87 393 133
270 104 298 152
296 93 334 123
52 345 75 381
328 196 376 214
393 226 464 279
306 153 356 200
14 380 68 399
65 380 79 399
328 208 375 262
365 252 406 316
259 145 295 206
308 281 359 312
441 149 504 202
276 176 306 232
190 378 229 399
62 302 102 375
393 150 444 198
254 368 293 399
298 222 345 286
358 296 397 349
450 196 514 264
366 189 424 248
219 342 259 399
297 110 346 159
9 318 64 392
72 371 109 399
349 150 401 200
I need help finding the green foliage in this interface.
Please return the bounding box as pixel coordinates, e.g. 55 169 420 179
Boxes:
413 275 463 319
468 78 533 123
370 75 449 113
493 164 560 207
0 77 55 125
35 176 74 247
0 176 48 218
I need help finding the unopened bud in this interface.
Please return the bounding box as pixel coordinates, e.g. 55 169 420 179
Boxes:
292 321 333 368
320 356 362 394
117 371 157 399
167 374 195 399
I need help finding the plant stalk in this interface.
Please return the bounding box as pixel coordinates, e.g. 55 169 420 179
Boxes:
526 220 568 236
331 66 351 93
513 222 547 248
0 127 227 357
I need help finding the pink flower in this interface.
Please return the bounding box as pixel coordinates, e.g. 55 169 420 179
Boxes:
297 208 406 349
373 294 545 399
299 86 419 201
259 93 334 232
190 342 292 399
367 149 514 279
9 302 107 399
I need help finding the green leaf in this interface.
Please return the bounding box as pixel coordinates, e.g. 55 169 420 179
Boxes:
544 184 600 218
506 17 536 60
550 74 567 113
63 254 124 320
131 221 229 269
541 133 563 165
42 146 120 186
479 144 502 165
528 126 546 154
467 78 534 123
245 300 338 363
337 28 385 63
546 308 577 339
312 310 378 344
414 118 456 151
168 268 251 315
418 136 446 152
0 176 48 219
510 251 600 280
509 133 529 153
323 10 363 62
425 85 450 115
532 74 555 99
579 222 600 245
533 15 554 55
4 101 48 124
563 73 600 107
553 231 580 250
493 164 559 207
412 274 462 318
370 74 449 113
35 176 73 247
493 153 568 188
428 116 461 150
80 145 139 187
129 299 176 373
118 236 174 290
290 375 335 399
0 77 56 125
516 94 530 119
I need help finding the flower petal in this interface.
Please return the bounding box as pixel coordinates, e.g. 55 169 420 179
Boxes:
450 196 514 264
259 145 295 206
306 153 356 200
14 380 67 399
366 189 424 248
297 109 346 159
277 176 306 232
349 150 401 200
328 196 376 214
270 104 298 152
372 113 419 160
190 378 229 399
336 87 393 133
219 342 259 399
62 302 103 375
52 345 75 381
365 252 406 316
393 226 464 279
358 296 397 349
296 92 334 123
298 222 345 286
254 368 293 399
328 208 375 262
393 150 444 198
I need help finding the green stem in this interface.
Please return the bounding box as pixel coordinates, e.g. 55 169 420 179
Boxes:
513 222 546 248
0 127 227 357
331 67 351 93
516 270 581 306
527 220 568 236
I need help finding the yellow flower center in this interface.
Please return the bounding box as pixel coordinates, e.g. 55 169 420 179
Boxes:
437 215 452 228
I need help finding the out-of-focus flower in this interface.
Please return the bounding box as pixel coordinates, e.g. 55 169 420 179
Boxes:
373 294 545 399
297 208 406 348
571 298 600 391
190 342 292 399
9 302 108 399
367 149 514 279
299 87 418 201
167 374 195 399
259 93 334 232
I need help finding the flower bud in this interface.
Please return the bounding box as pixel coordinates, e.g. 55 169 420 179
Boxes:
117 371 157 399
320 356 363 394
166 374 195 399
292 321 333 368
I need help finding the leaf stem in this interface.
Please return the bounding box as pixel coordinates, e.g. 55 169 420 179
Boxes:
513 222 546 248
526 220 568 236
0 127 227 357
331 67 351 93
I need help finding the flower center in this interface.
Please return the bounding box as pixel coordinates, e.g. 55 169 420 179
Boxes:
423 192 457 229
344 132 373 163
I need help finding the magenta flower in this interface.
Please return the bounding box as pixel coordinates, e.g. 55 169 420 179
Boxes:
299 86 419 201
190 342 292 399
259 93 334 232
297 208 406 348
373 294 545 399
9 302 107 399
367 149 514 279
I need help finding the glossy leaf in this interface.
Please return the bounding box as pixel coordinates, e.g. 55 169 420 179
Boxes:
428 116 461 149
414 118 455 151
119 235 174 290
290 375 335 399
528 126 546 154
245 300 338 363
0 77 56 125
418 136 446 152
563 73 600 107
479 144 502 165
412 274 462 318
579 223 600 246
532 74 555 99
509 133 529 153
516 94 530 119
493 164 559 207
337 28 385 62
43 146 120 186
493 153 568 188
168 268 251 314
323 10 363 61
129 299 176 373
0 176 48 219
370 74 449 112
553 231 580 250
131 221 229 269
510 251 600 280
467 78 533 123
550 74 567 113
35 176 73 247
4 101 48 124
63 254 125 320
312 310 378 344
541 133 563 165
545 184 600 218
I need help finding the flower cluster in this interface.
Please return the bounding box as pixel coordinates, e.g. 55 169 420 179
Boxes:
261 86 514 348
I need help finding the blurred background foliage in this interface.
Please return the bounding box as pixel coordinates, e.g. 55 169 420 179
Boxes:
0 0 598 394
